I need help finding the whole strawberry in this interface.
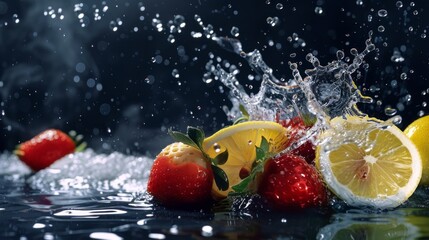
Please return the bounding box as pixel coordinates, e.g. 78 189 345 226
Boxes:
15 129 76 171
258 154 327 210
147 142 214 207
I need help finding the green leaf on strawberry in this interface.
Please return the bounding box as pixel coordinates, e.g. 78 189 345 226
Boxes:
212 165 229 191
168 126 230 191
168 128 200 149
187 126 205 149
213 150 228 165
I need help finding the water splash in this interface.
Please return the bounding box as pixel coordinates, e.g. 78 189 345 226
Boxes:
203 20 376 152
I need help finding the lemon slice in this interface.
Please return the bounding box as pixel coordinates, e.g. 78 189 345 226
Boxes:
203 121 289 198
316 115 422 209
404 115 429 185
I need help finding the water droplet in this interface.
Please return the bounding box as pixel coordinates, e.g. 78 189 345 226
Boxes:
12 14 19 24
191 31 202 38
400 73 407 80
167 34 175 43
201 226 213 237
230 26 240 37
404 94 412 102
336 50 345 60
377 25 385 32
276 3 283 10
396 1 403 8
384 107 397 116
377 9 388 17
145 75 155 84
172 69 180 78
109 21 118 32
174 15 186 28
390 50 404 63
266 16 279 27
314 6 323 15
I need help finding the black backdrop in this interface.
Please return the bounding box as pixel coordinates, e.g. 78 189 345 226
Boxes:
0 0 428 155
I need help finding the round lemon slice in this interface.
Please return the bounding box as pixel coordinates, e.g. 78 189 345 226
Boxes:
404 115 429 185
316 115 422 209
203 121 289 198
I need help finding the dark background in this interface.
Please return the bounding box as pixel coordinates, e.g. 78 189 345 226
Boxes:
0 0 428 155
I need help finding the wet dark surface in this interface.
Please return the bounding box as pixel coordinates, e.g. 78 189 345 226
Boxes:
1 1 429 239
1 172 429 239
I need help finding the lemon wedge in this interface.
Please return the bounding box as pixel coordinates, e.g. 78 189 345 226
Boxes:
316 115 422 208
203 121 289 198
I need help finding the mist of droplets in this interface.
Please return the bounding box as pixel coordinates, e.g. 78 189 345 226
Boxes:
28 149 153 194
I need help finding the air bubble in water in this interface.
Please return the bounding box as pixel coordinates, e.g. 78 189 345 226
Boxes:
400 73 407 80
230 26 240 37
356 0 363 6
377 9 388 17
367 14 373 22
421 33 427 39
413 10 418 16
276 3 283 10
172 69 180 78
315 7 323 15
378 25 385 32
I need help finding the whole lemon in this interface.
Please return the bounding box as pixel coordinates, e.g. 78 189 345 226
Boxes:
404 115 429 185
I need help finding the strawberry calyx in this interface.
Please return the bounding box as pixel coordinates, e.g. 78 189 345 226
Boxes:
168 127 229 192
68 130 87 152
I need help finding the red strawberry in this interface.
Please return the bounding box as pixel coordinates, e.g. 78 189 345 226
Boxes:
15 129 76 171
147 142 214 207
276 116 316 163
258 153 327 210
289 140 316 164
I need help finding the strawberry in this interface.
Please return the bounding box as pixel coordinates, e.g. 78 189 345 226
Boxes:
289 140 316 164
147 127 229 207
15 129 76 171
276 115 316 163
147 142 214 207
258 154 327 210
